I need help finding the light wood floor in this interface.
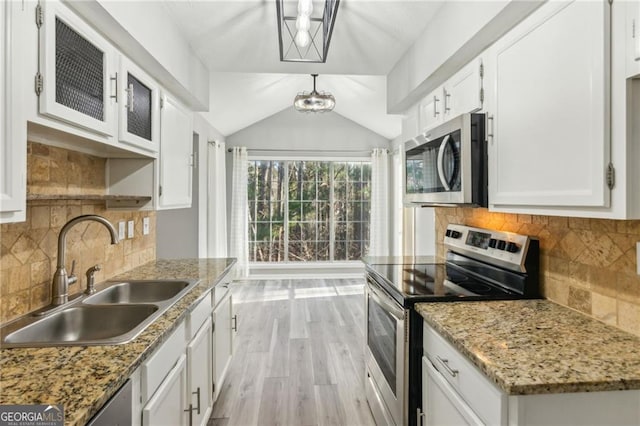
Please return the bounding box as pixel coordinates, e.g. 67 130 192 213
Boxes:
208 278 376 426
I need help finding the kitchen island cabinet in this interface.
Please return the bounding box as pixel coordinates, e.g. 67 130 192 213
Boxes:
0 258 235 426
417 300 640 425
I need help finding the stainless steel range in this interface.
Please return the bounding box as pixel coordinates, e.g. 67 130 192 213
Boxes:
364 224 540 426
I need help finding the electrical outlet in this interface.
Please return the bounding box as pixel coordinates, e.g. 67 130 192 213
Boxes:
143 217 150 235
127 220 134 239
637 242 640 275
118 222 125 240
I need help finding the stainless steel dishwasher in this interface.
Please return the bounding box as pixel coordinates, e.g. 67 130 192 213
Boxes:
86 379 132 426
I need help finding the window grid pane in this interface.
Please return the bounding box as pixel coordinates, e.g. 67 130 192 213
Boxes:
248 159 371 262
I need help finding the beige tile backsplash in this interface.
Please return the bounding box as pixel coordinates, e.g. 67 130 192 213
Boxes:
0 143 156 324
435 208 640 336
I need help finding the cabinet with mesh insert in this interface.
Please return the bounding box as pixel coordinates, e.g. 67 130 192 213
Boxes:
118 56 160 152
38 0 115 136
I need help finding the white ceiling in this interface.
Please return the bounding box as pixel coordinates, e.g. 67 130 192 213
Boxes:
162 0 444 138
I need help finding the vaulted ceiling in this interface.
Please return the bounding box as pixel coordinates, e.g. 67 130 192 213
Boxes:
161 0 444 138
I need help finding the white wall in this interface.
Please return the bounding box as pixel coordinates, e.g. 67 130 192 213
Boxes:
226 107 390 153
387 0 543 113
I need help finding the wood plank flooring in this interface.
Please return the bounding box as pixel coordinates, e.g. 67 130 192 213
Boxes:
208 278 375 426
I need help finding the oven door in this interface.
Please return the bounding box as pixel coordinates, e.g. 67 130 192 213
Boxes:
365 277 406 426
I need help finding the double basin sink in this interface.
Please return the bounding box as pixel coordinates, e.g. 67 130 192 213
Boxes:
0 279 198 348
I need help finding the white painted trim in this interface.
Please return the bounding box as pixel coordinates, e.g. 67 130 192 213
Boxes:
245 273 364 280
248 155 371 162
249 261 364 269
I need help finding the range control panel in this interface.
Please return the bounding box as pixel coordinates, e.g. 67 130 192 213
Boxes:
444 224 532 272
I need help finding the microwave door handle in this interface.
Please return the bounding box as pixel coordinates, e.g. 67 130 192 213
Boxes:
436 134 451 191
366 281 405 321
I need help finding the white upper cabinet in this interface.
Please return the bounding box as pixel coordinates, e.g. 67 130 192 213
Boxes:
627 1 640 77
444 58 483 119
118 55 160 153
38 0 116 136
487 0 610 208
419 90 443 132
1 0 26 223
419 58 484 133
157 93 193 210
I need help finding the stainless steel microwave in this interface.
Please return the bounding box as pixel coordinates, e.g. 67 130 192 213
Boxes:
404 113 487 206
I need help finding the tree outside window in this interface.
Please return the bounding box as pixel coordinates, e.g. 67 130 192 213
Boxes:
247 160 371 262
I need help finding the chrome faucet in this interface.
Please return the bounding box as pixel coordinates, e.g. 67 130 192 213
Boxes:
51 215 119 305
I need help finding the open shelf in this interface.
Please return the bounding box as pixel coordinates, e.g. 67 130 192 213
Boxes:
27 194 152 208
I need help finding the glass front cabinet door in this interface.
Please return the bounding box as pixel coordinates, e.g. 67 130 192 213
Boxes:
118 56 160 153
38 0 116 136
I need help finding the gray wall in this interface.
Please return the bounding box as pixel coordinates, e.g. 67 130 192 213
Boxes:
156 134 200 259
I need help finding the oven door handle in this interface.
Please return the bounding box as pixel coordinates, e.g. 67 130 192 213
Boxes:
436 134 451 191
367 281 405 321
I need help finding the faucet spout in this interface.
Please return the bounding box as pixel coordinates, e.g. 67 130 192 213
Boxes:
51 215 120 305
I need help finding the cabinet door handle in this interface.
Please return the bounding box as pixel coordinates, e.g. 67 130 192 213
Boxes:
417 407 426 426
433 96 440 117
126 83 135 113
110 73 118 102
436 356 458 377
232 315 238 332
443 89 451 112
184 403 194 426
193 387 201 415
487 115 495 142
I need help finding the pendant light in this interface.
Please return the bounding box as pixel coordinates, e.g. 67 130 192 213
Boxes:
294 74 336 113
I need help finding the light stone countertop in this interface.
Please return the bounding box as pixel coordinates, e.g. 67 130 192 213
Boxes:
0 258 236 426
416 299 640 395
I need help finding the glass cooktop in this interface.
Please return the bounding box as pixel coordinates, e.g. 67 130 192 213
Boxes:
366 262 518 307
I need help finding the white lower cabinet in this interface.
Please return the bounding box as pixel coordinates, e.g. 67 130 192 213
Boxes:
421 322 640 426
186 318 213 426
135 286 235 426
213 290 234 400
143 354 189 426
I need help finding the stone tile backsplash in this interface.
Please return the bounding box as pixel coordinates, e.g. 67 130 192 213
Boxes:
0 143 156 324
435 208 640 336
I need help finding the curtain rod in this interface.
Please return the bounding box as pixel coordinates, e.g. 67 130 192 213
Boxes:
226 148 374 154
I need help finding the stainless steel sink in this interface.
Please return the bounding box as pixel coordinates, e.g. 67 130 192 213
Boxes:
0 279 198 348
2 305 158 347
84 280 191 304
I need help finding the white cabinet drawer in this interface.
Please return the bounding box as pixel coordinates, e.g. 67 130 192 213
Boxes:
423 323 506 425
141 320 186 403
212 282 230 308
187 291 212 340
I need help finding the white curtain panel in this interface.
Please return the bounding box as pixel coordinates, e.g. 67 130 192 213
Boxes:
369 148 390 257
229 146 249 278
207 140 228 257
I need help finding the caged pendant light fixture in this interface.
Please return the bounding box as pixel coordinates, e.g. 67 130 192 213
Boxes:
294 74 335 113
276 0 340 63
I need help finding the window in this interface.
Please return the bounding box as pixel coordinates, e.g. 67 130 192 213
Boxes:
248 160 371 262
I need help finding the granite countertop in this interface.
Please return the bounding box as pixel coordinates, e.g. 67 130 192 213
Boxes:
416 299 640 395
0 258 236 426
